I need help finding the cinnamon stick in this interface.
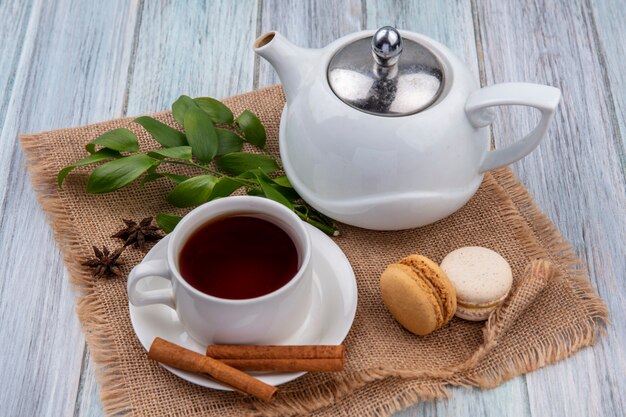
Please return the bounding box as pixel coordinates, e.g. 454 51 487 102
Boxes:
217 358 344 372
204 345 345 372
206 345 344 360
148 338 277 401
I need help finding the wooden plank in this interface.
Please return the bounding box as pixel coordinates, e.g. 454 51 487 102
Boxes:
365 0 480 79
590 0 625 175
125 0 258 115
0 0 140 416
0 0 35 128
74 348 105 417
474 1 626 416
257 0 363 88
397 382 531 417
74 1 259 415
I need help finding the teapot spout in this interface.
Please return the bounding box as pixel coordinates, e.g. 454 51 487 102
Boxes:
254 32 316 104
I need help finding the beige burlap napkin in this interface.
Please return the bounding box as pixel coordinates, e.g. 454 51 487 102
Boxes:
20 85 607 417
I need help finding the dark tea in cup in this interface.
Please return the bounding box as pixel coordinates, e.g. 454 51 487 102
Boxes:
178 215 299 300
129 196 313 345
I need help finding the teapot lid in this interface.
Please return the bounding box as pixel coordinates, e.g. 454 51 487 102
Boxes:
327 26 444 116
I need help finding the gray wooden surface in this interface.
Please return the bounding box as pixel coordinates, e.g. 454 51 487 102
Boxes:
0 0 623 416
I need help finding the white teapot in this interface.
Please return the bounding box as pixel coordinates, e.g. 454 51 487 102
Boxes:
254 27 560 230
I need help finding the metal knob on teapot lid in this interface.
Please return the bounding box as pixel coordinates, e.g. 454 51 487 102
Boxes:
327 26 445 116
372 26 403 67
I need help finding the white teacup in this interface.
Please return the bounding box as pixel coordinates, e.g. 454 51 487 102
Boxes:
127 196 313 345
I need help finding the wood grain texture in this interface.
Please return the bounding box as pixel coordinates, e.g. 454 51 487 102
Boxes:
126 0 258 115
590 0 626 176
74 348 105 417
475 1 626 416
365 0 480 79
1 0 624 416
257 0 363 88
0 0 35 129
0 0 139 416
396 379 532 417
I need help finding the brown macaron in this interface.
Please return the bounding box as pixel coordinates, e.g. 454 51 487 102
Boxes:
380 255 457 336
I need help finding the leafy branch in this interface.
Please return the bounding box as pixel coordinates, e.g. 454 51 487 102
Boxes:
58 95 338 235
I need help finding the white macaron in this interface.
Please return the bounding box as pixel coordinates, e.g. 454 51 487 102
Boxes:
440 246 513 321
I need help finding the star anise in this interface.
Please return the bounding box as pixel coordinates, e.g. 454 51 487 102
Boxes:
112 217 163 250
82 246 125 278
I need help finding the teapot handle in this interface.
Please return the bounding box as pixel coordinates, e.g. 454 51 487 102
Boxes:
465 83 561 173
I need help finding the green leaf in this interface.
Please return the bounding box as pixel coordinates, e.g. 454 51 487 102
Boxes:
133 116 187 148
141 172 163 184
184 109 219 163
247 187 263 197
141 172 189 185
156 213 182 233
208 177 243 200
86 128 139 153
163 173 189 184
216 152 279 175
58 148 121 188
193 97 234 124
216 128 244 156
237 169 259 179
294 204 338 236
140 165 161 184
87 154 158 193
147 146 192 160
235 110 266 148
255 174 293 208
166 175 218 207
172 95 200 126
272 175 293 188
272 183 300 202
256 170 299 201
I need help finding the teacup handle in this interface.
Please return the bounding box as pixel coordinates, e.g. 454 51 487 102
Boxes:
127 259 176 309
465 82 561 173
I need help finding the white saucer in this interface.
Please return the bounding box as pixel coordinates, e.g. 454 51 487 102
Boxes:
129 223 357 390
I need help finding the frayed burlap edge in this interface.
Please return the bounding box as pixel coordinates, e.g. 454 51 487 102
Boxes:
250 168 609 417
456 169 610 386
19 129 608 417
20 133 132 416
